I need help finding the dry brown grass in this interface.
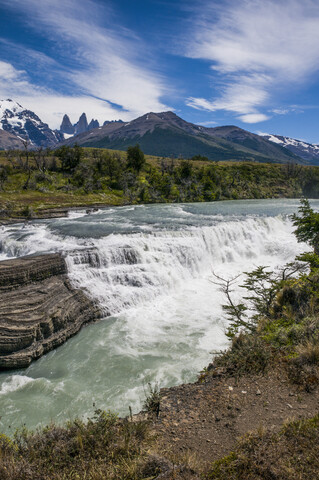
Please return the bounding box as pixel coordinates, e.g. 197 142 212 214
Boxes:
0 410 158 480
205 415 319 479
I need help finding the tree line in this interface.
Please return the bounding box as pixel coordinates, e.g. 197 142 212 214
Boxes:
2 144 319 204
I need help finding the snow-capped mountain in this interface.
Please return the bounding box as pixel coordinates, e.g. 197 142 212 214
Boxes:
261 133 319 164
0 99 63 148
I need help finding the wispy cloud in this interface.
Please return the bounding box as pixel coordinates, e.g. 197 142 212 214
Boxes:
195 120 217 126
0 0 170 128
183 0 319 123
0 61 35 94
0 59 129 127
0 60 53 103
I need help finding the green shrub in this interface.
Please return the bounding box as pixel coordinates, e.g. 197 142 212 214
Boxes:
213 333 272 376
143 382 160 416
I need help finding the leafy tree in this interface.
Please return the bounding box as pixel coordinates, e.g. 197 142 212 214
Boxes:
191 154 208 161
0 166 8 190
126 144 145 172
178 160 193 179
211 273 248 338
93 151 124 185
214 262 306 338
56 145 83 172
73 162 93 187
291 198 319 254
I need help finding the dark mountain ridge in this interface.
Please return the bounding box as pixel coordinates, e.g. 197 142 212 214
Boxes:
61 111 301 164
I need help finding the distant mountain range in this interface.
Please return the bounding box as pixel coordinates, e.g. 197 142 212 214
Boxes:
0 99 63 148
60 111 300 164
261 134 319 163
1 98 318 165
60 113 124 137
60 113 100 137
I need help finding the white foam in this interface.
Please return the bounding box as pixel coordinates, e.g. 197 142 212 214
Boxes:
63 215 303 317
0 375 34 395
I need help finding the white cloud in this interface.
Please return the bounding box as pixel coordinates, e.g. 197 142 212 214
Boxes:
0 60 39 95
0 60 135 127
186 97 216 112
271 108 290 115
186 76 270 123
237 114 269 123
195 120 217 126
0 61 23 80
183 0 319 122
0 0 170 128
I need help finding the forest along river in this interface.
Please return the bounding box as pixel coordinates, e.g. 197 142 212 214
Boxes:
0 199 316 433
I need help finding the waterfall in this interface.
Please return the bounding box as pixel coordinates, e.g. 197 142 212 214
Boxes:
0 201 312 433
63 216 299 316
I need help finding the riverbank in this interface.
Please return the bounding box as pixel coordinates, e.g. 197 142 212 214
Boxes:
0 203 122 225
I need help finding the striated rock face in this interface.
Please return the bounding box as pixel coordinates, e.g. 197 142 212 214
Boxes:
0 253 102 370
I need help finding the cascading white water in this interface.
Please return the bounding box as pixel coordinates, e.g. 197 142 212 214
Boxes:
65 216 298 316
0 200 315 433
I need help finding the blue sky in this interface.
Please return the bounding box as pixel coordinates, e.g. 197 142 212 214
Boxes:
0 0 319 143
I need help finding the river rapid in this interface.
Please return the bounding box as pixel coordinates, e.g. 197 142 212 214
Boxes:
0 199 316 433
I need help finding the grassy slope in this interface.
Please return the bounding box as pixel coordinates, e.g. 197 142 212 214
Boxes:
0 411 154 480
1 148 319 220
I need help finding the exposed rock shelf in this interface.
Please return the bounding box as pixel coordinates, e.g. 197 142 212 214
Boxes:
0 253 102 369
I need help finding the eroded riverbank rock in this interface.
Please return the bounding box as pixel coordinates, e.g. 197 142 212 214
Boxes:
0 253 102 369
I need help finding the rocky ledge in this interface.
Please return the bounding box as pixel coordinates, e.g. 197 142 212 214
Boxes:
0 253 102 369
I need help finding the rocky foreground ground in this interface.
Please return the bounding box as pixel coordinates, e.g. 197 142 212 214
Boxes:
148 368 319 478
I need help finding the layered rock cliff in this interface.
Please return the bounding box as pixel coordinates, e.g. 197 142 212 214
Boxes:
0 253 102 369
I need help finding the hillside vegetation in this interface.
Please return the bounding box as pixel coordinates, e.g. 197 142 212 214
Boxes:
1 145 319 220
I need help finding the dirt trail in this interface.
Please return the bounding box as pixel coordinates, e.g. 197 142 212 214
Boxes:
153 370 319 474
